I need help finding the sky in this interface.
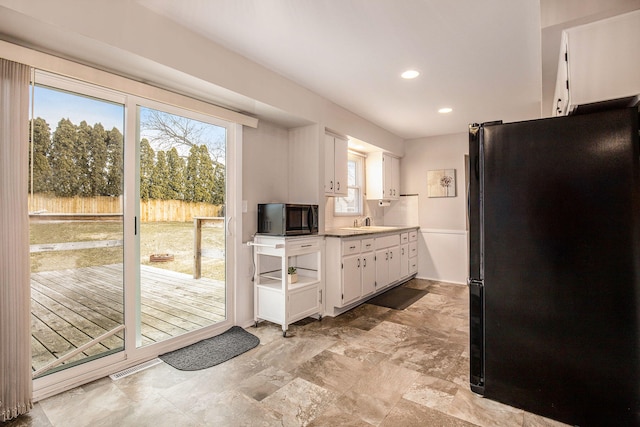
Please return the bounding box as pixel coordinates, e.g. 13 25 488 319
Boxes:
32 85 125 132
31 85 226 162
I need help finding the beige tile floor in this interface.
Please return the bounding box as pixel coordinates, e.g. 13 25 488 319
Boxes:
4 279 570 427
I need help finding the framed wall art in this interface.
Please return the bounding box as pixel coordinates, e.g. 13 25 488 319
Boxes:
427 169 456 197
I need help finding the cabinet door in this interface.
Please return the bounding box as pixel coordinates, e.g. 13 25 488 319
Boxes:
324 134 336 194
388 246 401 284
361 252 376 296
400 244 409 278
565 11 640 109
389 155 400 199
376 249 389 288
288 285 320 323
333 136 348 196
341 254 362 306
365 152 384 200
383 154 394 199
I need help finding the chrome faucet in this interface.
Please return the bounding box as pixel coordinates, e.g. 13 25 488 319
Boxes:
364 216 371 226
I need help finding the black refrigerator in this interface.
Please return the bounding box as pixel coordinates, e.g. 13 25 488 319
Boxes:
468 106 640 426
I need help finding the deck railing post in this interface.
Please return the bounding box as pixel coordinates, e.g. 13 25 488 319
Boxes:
194 217 202 279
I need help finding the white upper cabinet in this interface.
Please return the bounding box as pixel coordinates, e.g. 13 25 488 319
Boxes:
366 152 399 200
324 133 348 196
553 10 640 116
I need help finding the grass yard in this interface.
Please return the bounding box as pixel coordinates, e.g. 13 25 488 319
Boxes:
30 220 225 280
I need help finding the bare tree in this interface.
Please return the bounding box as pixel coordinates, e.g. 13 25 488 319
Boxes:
141 109 225 163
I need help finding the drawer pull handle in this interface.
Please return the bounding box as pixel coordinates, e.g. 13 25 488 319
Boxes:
301 244 313 248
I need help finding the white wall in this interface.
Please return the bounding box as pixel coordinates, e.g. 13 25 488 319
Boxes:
0 0 404 155
402 133 469 284
238 121 290 326
242 121 290 243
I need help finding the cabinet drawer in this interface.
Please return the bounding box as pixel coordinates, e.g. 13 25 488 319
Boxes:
409 258 418 274
342 240 361 256
288 237 320 252
375 234 400 249
409 242 418 258
400 233 409 244
361 238 374 252
409 230 418 242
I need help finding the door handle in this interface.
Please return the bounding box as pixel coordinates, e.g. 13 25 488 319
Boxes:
226 216 233 236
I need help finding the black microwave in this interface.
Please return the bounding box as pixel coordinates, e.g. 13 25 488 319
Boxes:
258 203 318 236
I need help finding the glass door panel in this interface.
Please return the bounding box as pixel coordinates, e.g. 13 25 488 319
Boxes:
137 105 227 347
29 82 125 377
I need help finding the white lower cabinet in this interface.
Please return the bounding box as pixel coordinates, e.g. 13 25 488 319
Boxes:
361 251 376 297
409 230 418 274
400 243 409 278
326 228 418 316
376 234 400 289
375 248 390 289
341 254 362 305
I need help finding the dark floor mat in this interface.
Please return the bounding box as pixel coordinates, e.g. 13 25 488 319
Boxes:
159 326 259 371
366 286 428 310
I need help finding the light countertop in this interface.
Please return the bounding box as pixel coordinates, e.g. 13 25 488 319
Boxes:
323 225 419 238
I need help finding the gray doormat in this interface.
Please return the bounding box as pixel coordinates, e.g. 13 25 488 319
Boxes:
367 286 428 310
159 326 260 371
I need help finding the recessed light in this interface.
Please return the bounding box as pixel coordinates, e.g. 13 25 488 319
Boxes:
438 107 453 114
401 70 420 79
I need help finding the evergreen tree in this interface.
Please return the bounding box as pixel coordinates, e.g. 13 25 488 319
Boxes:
105 127 123 197
185 144 215 203
150 150 170 199
184 145 198 202
76 121 92 196
88 123 108 196
29 117 52 193
166 147 185 200
212 160 225 205
139 138 155 200
50 118 81 197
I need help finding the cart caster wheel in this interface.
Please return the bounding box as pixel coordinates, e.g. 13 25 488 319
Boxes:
282 331 287 337
254 321 258 328
318 315 323 321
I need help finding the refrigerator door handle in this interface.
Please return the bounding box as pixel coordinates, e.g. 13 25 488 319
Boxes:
468 278 485 395
466 182 470 223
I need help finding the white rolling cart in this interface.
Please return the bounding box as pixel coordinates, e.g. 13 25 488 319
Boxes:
249 235 323 336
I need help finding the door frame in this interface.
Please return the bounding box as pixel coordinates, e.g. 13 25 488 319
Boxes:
32 77 243 401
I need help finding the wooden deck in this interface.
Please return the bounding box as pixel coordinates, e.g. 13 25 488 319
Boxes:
30 264 226 374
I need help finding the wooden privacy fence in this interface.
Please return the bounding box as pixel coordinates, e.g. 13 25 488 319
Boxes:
28 194 222 222
140 199 222 222
29 194 122 214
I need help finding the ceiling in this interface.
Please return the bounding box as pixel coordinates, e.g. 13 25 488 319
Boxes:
3 1 633 141
137 0 543 139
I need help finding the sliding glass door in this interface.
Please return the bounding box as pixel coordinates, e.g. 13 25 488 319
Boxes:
29 73 126 378
29 71 237 388
136 103 229 348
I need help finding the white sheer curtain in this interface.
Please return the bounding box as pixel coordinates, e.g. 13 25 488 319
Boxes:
0 58 32 421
